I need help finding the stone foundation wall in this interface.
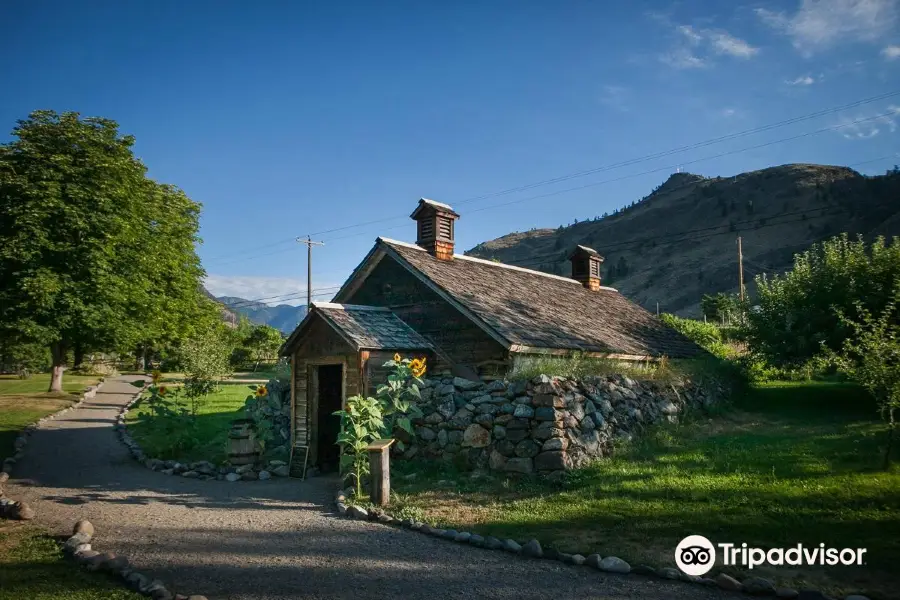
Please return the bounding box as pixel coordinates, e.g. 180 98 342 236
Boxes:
400 373 723 475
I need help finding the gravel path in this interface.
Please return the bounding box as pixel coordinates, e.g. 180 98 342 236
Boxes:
8 375 735 600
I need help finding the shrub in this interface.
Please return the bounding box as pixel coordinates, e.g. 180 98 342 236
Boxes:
134 384 199 458
746 234 900 369
825 285 900 469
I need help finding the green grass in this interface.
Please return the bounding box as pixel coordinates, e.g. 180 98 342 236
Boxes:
0 524 142 599
0 373 100 461
125 383 252 464
0 373 100 396
392 381 900 599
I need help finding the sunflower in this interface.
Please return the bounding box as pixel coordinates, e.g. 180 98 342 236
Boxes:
409 357 427 378
151 370 162 384
256 385 268 397
393 353 402 363
158 385 168 397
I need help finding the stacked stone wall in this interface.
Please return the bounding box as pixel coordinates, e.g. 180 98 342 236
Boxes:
400 372 722 474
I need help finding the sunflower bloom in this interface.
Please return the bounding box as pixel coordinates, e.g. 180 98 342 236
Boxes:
158 385 168 396
409 357 427 378
256 385 268 397
151 370 162 384
393 353 402 363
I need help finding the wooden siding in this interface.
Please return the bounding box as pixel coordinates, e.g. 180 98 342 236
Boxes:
343 257 509 374
361 349 434 396
290 317 360 466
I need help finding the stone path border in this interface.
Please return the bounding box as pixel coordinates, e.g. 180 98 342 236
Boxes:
63 519 208 600
332 489 871 600
2 380 105 476
115 384 293 483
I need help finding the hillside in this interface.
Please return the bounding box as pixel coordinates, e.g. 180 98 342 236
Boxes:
216 296 307 333
467 163 900 316
201 286 240 326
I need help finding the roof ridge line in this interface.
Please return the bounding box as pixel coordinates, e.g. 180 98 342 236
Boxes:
378 237 594 286
453 254 583 285
312 302 391 311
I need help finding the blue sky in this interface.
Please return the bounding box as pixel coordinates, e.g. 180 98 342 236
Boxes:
3 0 899 304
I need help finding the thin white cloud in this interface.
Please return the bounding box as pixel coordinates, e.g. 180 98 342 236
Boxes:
709 31 760 57
835 104 900 139
677 24 704 44
204 275 341 306
660 47 708 69
787 75 816 85
883 44 900 58
721 108 738 117
756 0 899 53
659 22 758 69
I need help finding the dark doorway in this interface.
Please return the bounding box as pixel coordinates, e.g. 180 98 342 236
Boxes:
316 364 343 473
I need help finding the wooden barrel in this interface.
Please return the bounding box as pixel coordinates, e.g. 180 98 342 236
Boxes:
228 419 258 465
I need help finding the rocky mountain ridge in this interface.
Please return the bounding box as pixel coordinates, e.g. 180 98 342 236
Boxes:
215 296 307 333
466 163 900 316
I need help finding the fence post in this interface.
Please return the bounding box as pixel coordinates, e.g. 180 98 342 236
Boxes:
367 439 395 506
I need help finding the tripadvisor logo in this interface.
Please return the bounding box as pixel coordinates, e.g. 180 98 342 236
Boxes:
675 535 868 576
676 535 716 576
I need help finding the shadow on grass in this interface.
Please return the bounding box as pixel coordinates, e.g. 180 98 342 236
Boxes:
390 382 900 598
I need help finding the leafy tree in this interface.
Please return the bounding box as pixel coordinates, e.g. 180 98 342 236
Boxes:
0 334 50 376
701 292 741 324
0 111 207 391
825 286 900 469
245 325 284 371
745 234 900 368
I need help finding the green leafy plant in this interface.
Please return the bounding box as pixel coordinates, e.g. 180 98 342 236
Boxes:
375 354 426 450
824 283 900 470
745 234 900 369
179 326 233 415
242 383 278 454
334 394 385 498
135 384 199 458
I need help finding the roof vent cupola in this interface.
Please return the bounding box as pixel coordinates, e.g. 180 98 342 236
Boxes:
568 245 604 291
410 198 460 260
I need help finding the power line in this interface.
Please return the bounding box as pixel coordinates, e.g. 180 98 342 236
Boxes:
505 199 898 270
203 91 900 263
462 111 899 217
290 120 900 256
217 285 343 309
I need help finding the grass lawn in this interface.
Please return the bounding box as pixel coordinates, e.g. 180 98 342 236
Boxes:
391 381 900 599
0 373 100 397
0 373 100 462
0 523 142 600
125 382 251 464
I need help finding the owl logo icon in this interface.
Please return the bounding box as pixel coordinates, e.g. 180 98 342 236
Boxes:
675 535 716 576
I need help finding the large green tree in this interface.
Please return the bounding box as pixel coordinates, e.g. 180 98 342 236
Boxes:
0 110 209 391
745 234 900 368
245 324 285 371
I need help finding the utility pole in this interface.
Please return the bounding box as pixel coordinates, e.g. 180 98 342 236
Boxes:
297 236 325 307
656 301 660 317
737 236 745 303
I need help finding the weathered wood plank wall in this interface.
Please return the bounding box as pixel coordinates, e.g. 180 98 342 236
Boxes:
344 258 509 373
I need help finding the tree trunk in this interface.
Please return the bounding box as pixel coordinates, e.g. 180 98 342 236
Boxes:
48 342 66 393
73 343 85 370
883 408 895 471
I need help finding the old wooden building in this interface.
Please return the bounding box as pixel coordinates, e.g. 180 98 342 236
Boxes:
281 198 702 470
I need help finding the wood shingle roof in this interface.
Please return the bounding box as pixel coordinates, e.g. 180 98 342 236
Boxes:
313 303 432 351
377 239 704 359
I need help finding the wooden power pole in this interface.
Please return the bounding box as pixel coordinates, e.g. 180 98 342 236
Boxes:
737 236 745 303
297 236 325 307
